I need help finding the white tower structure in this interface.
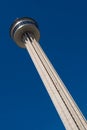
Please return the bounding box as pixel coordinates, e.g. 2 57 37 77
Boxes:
10 17 87 130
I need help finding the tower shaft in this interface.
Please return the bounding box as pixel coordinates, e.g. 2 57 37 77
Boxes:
24 35 87 130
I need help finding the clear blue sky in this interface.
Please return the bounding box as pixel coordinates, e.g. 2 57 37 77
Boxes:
0 0 87 130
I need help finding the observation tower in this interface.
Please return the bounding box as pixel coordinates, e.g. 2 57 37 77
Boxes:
10 17 87 130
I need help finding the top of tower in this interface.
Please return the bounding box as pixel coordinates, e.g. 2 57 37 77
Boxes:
10 17 40 48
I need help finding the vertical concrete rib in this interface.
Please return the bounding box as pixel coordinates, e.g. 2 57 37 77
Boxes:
32 39 87 129
24 37 87 130
25 38 77 130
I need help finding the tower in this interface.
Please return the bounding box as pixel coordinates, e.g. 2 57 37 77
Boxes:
10 17 87 130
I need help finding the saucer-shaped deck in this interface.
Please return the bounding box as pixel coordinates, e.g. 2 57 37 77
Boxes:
10 17 40 48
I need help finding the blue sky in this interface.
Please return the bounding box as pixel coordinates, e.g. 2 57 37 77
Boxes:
0 0 87 130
